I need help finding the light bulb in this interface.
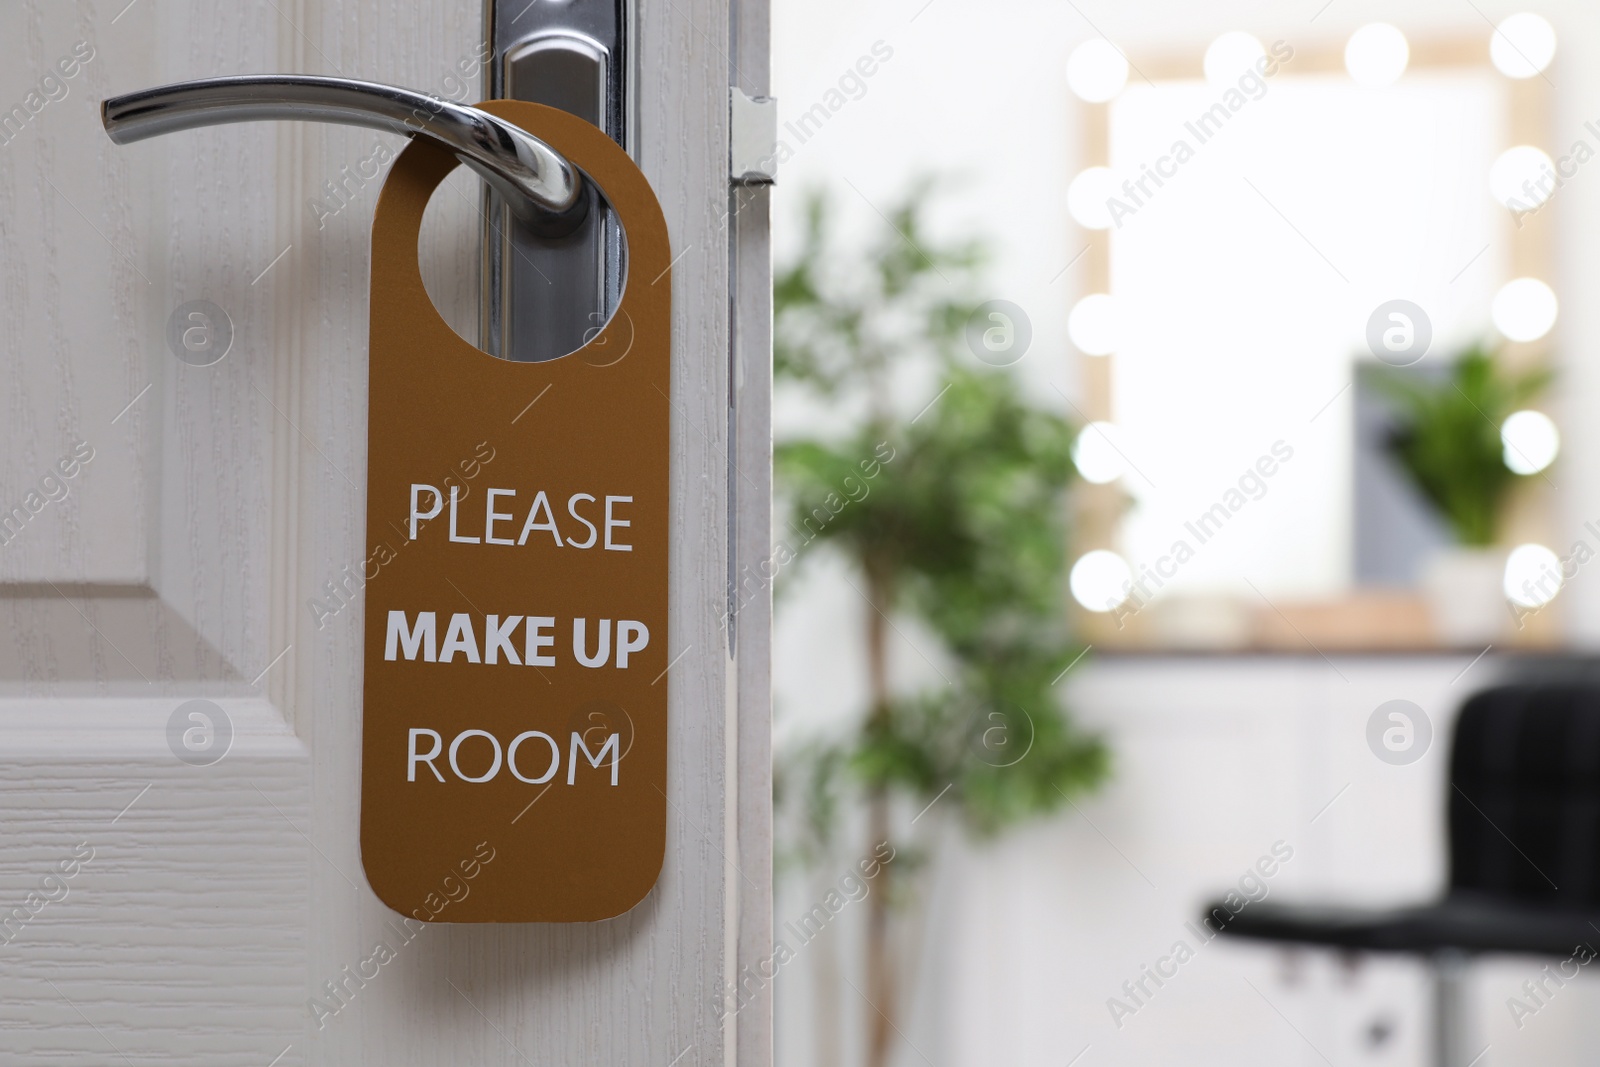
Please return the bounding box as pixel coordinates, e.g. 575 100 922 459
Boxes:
1491 278 1558 343
1068 167 1117 230
1504 543 1561 608
1501 410 1559 474
1204 32 1266 87
1489 146 1556 210
1345 23 1409 87
1491 13 1556 79
1068 294 1118 356
1073 422 1129 484
1071 550 1133 612
1067 39 1129 103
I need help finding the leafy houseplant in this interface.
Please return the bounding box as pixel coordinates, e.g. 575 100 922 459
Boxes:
1377 343 1551 641
773 186 1108 1067
1379 344 1551 546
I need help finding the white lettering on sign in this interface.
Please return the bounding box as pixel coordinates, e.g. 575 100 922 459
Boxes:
508 731 560 784
440 614 480 662
387 612 437 662
484 489 517 545
484 615 520 665
384 611 646 668
409 484 442 540
407 484 634 551
407 728 619 785
449 729 502 782
408 728 444 781
615 620 649 667
569 731 620 786
447 485 478 543
566 494 598 548
604 495 632 551
573 617 610 668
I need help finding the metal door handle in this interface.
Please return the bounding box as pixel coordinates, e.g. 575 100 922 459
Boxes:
101 75 585 230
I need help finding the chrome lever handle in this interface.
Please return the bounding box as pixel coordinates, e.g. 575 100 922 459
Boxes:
101 75 586 229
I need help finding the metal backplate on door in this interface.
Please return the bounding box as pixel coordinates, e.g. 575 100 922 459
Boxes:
481 0 636 362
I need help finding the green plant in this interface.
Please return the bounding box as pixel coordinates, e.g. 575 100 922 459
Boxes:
774 184 1108 1067
1378 344 1551 545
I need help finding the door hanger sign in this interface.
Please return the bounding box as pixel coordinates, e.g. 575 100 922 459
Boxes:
361 101 669 923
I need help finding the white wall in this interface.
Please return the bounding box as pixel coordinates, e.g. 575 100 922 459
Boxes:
771 0 1600 1063
771 0 1600 631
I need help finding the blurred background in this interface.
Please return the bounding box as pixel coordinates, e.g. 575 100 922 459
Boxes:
764 1 1600 1064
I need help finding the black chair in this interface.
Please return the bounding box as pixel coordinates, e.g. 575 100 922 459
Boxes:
1205 681 1600 1066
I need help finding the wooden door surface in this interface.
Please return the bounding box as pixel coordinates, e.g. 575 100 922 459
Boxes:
0 2 771 1064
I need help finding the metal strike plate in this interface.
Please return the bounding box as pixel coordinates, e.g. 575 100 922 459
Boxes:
729 88 777 184
481 0 635 362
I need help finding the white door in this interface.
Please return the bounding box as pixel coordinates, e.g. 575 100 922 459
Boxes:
0 2 771 1064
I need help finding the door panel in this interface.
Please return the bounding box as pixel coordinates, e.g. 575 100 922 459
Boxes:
2 6 305 1063
1 0 765 1063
